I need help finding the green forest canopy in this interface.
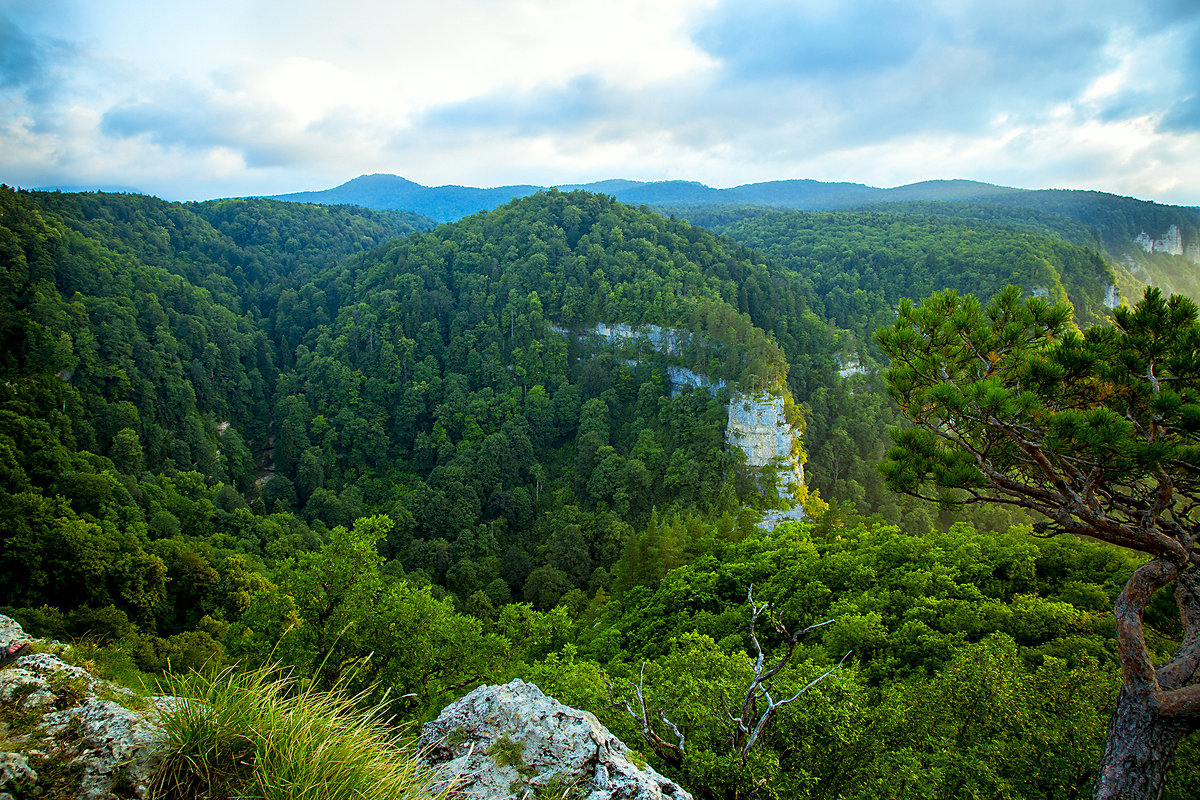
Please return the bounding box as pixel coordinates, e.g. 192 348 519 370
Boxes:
3 184 1199 798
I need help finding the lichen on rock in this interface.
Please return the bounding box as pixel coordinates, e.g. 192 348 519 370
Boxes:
420 679 693 800
0 615 167 800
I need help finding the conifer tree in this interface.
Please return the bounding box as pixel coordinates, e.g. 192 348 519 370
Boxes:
879 286 1200 799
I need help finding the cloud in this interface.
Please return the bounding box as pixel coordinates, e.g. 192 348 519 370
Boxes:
1156 22 1200 133
692 1 1120 135
4 0 1200 204
694 2 930 79
0 11 44 89
349 0 1200 201
418 76 616 138
99 78 316 169
0 5 80 108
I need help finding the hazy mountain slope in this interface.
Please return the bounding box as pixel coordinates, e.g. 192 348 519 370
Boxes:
266 174 1200 301
703 209 1122 336
269 173 543 222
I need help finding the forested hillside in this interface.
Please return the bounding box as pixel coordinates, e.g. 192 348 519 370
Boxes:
682 208 1122 336
273 173 1200 305
3 184 1199 799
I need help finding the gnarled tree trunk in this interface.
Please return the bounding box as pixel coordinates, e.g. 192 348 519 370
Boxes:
1093 564 1200 800
1094 688 1189 799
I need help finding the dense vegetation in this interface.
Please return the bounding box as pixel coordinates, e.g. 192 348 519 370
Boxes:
664 207 1127 525
690 208 1121 337
878 286 1200 798
3 184 1199 798
280 173 1200 305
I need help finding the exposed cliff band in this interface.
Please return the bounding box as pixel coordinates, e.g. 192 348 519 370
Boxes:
558 321 812 523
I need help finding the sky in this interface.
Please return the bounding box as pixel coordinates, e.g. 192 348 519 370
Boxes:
3 0 1200 205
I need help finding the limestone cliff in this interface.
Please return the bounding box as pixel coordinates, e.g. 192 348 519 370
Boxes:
557 322 812 520
725 389 807 519
1133 223 1200 265
1103 282 1121 310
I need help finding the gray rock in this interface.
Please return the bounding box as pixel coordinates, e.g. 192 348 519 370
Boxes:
13 653 95 684
43 699 164 800
0 668 54 708
0 752 37 794
0 616 25 651
420 679 692 800
0 615 168 800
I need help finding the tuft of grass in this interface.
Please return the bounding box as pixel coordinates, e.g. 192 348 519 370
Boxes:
149 666 452 800
486 732 526 769
60 638 153 694
534 773 585 800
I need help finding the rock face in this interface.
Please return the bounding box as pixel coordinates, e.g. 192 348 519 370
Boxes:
666 365 724 396
557 322 811 521
1102 282 1121 310
726 392 805 486
1134 225 1185 257
420 680 693 800
0 615 166 800
585 322 691 357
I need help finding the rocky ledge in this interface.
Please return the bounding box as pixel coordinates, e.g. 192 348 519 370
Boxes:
421 679 692 800
0 615 166 800
3 615 690 800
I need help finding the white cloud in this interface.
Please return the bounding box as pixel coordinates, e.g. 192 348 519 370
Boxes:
3 0 1200 204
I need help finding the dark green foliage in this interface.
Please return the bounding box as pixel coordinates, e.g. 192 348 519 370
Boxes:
708 208 1119 338
7 181 1195 798
878 286 1200 556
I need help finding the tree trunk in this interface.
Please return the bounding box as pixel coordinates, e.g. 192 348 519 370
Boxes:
1093 564 1200 800
1093 688 1188 800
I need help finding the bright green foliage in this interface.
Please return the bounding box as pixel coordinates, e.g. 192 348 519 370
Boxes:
527 516 1147 799
830 634 1116 800
250 515 509 716
878 285 1200 800
590 518 1135 674
0 490 166 623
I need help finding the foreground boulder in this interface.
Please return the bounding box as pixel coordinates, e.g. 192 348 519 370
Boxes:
0 615 165 800
421 679 693 800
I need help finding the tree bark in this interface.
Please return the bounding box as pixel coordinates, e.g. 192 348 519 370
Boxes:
1093 566 1200 799
1093 688 1188 800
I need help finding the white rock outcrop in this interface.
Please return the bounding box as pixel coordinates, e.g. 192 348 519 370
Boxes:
420 679 693 800
1134 225 1185 256
1103 282 1121 310
554 321 813 524
726 392 805 483
666 365 724 396
585 323 691 357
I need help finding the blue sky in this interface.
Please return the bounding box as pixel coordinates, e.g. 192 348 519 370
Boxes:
3 0 1199 204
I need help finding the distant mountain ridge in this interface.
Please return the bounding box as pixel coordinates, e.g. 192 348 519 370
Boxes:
266 173 543 223
267 173 1200 300
269 174 1026 221
267 173 1169 221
